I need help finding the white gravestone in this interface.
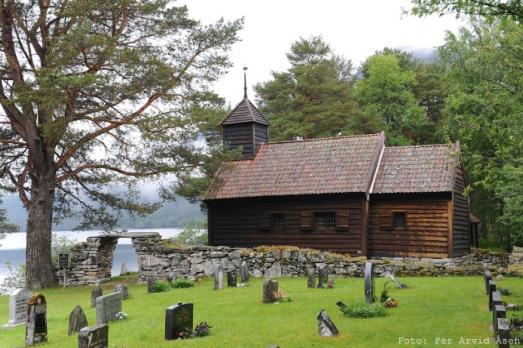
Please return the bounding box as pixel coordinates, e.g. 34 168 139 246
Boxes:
3 289 31 328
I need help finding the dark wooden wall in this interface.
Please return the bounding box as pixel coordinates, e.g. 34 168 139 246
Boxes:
222 123 254 158
254 123 268 153
367 193 452 258
452 165 471 256
206 193 365 254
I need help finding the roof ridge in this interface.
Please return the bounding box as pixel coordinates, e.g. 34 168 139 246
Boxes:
385 143 454 149
266 133 382 145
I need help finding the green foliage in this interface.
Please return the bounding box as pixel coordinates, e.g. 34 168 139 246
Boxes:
439 20 523 248
171 279 195 288
499 288 512 296
154 281 170 293
51 234 76 267
255 36 357 141
0 263 26 293
338 301 387 318
410 0 523 23
175 219 208 246
354 54 428 145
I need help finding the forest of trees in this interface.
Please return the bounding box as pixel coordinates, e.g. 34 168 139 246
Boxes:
252 21 522 249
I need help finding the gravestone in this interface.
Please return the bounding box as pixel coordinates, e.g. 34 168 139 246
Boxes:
317 267 326 288
364 261 375 304
488 280 497 310
214 266 223 290
336 301 348 311
496 318 511 348
167 271 174 286
120 262 128 276
491 291 502 313
95 292 122 325
2 288 31 328
78 324 109 348
227 270 237 288
68 305 88 336
493 304 506 335
316 309 339 337
165 303 194 340
307 269 315 288
240 261 249 283
484 270 492 295
262 279 278 304
114 284 128 300
59 253 70 270
147 277 157 293
91 284 103 308
25 294 47 346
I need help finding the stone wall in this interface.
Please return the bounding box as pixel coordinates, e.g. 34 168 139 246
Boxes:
138 244 512 281
57 233 521 286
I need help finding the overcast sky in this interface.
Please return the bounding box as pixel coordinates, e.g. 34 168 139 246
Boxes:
180 0 465 105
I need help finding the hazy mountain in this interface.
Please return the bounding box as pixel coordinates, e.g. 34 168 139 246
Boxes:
2 194 204 231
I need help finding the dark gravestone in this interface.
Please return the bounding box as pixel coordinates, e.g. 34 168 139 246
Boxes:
307 269 315 288
336 301 348 311
68 305 88 336
317 267 327 288
165 303 194 340
59 253 70 270
25 294 47 345
147 277 157 293
3 288 31 328
78 324 109 348
488 280 497 310
496 318 511 348
214 267 223 290
364 261 375 304
316 309 339 337
491 291 502 313
493 305 506 335
114 284 128 300
263 279 278 304
484 270 492 295
240 261 249 283
96 292 122 325
91 284 103 308
227 270 237 288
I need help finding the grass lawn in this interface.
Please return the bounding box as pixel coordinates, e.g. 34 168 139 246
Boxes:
1 275 522 348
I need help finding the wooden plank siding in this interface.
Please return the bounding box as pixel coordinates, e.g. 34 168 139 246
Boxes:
222 123 254 157
452 165 471 256
207 193 365 254
367 193 452 258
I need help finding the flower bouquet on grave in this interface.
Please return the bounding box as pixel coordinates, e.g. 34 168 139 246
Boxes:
273 289 292 303
115 311 128 320
380 290 399 308
327 280 334 289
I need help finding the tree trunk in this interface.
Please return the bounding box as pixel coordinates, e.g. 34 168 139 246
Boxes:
26 170 57 290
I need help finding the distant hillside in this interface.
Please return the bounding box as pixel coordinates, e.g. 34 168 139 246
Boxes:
2 194 204 231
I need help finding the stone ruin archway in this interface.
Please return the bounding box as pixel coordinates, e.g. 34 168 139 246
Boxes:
58 232 162 286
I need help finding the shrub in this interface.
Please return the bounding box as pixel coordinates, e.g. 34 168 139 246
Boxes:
0 263 26 293
339 301 386 318
175 220 208 246
172 279 194 288
499 287 511 296
154 281 170 292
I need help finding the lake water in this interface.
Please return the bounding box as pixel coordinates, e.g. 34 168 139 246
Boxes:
0 228 183 283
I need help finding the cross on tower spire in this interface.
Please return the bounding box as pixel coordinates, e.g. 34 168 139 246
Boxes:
243 66 248 98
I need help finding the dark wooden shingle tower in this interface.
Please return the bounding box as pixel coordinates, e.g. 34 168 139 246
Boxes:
219 68 269 159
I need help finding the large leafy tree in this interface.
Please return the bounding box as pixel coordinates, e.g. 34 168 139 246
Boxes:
439 20 523 248
354 54 428 145
0 0 242 289
254 36 357 141
410 0 523 22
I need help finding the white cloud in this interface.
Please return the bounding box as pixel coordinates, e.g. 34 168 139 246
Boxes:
180 0 466 104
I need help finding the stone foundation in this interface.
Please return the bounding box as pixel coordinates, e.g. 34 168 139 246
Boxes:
56 232 522 286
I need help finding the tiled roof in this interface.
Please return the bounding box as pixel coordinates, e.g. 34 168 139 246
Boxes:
371 143 459 194
205 133 384 200
219 97 269 126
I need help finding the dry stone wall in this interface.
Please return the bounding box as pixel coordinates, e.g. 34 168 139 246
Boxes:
57 233 521 286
